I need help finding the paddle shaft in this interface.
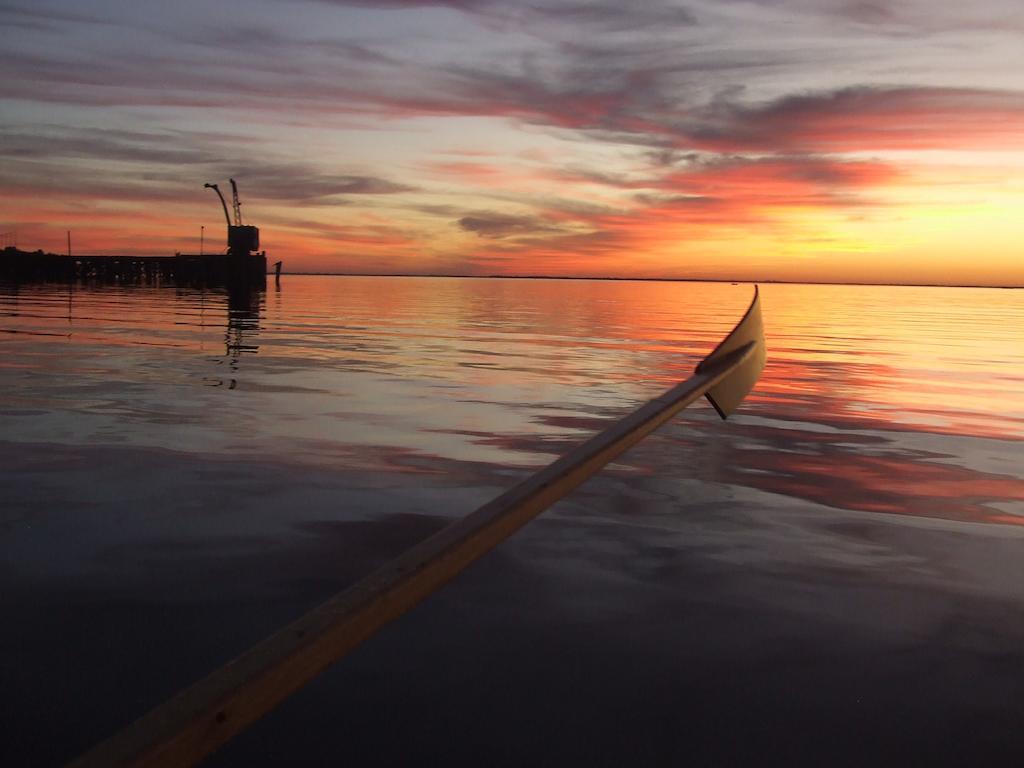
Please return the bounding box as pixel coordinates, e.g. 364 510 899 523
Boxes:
68 343 755 768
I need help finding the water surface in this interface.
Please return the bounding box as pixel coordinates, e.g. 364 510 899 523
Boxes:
2 277 1024 766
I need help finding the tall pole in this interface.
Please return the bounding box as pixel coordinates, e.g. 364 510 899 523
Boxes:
67 230 71 258
201 225 204 256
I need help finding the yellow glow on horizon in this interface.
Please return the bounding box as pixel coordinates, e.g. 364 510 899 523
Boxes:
4 143 1023 286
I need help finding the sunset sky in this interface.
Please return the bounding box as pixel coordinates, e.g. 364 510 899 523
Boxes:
2 0 1023 284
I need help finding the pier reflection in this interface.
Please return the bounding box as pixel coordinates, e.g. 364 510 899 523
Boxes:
225 283 262 365
196 282 264 388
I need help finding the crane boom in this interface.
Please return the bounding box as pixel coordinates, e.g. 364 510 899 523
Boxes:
204 183 232 229
203 179 260 255
229 178 243 226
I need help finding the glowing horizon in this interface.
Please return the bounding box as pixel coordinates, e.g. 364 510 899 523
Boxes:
2 1 1024 286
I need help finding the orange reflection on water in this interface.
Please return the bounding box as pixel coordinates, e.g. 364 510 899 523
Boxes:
94 275 1021 447
2 276 1022 526
751 284 1024 440
729 442 1024 522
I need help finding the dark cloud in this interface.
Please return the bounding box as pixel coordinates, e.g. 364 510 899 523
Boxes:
2 0 1020 146
555 1 696 28
311 0 488 9
718 0 1024 34
0 126 413 204
632 192 719 208
458 212 564 238
682 86 1024 152
0 3 109 30
231 164 414 201
546 166 634 186
411 203 470 217
0 158 201 204
256 213 418 251
463 226 629 270
309 0 697 31
547 152 898 202
187 24 401 67
20 4 1011 166
442 149 903 273
0 128 214 165
496 1 698 34
839 1 896 25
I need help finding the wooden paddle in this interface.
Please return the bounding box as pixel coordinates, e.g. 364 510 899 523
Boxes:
68 286 766 768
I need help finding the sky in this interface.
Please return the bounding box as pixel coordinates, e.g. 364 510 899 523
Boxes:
1 0 1023 285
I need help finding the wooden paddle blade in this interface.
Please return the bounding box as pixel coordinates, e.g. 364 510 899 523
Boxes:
696 286 765 419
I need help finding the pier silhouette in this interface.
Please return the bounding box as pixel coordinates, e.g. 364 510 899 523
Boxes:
0 246 267 288
0 179 267 289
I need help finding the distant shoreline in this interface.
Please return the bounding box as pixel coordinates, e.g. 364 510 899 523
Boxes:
277 271 1023 290
3 248 1019 289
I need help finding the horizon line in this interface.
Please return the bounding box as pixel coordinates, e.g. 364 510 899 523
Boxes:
275 271 1023 290
3 247 1019 289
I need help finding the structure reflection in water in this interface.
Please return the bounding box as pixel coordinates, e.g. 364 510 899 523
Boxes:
189 281 264 388
226 282 263 363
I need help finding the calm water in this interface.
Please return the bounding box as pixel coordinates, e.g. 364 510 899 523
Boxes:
3 276 1024 766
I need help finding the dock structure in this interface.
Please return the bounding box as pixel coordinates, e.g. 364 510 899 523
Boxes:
1 179 268 289
0 247 267 288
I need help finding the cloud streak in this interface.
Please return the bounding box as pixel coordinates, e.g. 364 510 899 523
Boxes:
682 87 1024 153
458 212 566 238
